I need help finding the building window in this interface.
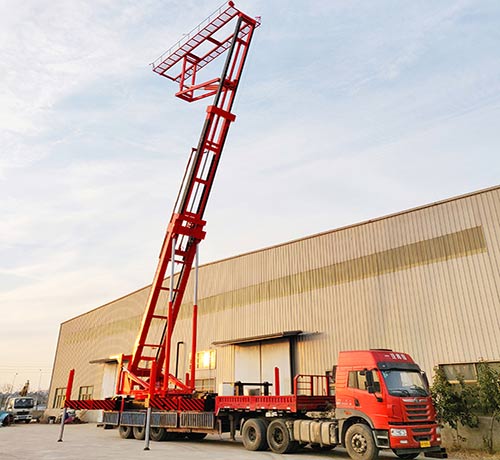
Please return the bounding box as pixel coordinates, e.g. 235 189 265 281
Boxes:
53 387 66 408
78 386 94 400
194 378 215 392
439 361 500 384
196 350 216 370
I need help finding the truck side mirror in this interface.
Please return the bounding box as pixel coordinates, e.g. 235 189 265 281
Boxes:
365 370 383 402
421 371 430 390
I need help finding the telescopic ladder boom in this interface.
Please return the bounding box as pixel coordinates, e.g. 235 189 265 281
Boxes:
120 2 260 398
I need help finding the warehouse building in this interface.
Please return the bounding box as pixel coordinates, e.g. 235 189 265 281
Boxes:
47 185 500 418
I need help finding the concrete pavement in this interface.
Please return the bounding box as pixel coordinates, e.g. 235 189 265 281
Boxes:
0 423 459 460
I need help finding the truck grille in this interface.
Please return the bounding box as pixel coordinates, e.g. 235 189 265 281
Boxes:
404 402 432 422
411 426 432 442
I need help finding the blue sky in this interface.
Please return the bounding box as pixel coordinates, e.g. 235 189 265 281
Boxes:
1 0 499 390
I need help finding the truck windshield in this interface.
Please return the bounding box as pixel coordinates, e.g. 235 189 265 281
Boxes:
14 398 34 409
381 370 429 397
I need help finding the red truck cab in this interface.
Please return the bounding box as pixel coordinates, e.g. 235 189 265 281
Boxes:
335 349 444 459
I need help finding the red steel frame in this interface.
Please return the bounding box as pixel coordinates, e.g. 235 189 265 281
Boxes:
116 2 260 400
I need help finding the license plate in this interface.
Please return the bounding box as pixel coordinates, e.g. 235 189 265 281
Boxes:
420 440 431 448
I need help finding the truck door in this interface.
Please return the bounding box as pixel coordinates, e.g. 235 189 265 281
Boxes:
347 370 384 421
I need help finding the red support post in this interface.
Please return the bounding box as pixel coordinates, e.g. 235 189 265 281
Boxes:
163 300 173 392
274 367 280 396
149 360 157 397
66 369 75 402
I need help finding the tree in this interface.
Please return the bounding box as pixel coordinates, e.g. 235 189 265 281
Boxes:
476 362 500 453
430 367 478 444
0 384 13 408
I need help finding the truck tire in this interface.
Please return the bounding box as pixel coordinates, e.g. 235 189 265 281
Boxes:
150 427 167 441
133 426 146 440
267 419 299 454
242 418 268 451
118 425 134 439
345 423 379 460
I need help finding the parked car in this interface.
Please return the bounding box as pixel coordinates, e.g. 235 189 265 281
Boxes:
0 410 13 426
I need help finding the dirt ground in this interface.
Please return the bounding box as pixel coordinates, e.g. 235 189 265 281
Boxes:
450 451 500 460
0 422 495 460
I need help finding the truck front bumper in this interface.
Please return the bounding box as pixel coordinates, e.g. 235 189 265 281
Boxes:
389 424 441 451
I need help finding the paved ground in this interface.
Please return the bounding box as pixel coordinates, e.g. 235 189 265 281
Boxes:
0 423 466 460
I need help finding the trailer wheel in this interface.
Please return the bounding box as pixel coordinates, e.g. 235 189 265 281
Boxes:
267 419 299 454
118 425 134 439
242 418 268 451
133 426 146 440
149 427 166 441
186 432 207 441
345 423 379 460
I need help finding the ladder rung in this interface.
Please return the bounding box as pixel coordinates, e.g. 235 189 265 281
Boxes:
143 343 161 348
152 314 168 320
194 177 208 186
160 286 180 292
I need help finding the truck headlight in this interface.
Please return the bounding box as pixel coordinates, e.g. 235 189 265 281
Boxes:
390 428 408 437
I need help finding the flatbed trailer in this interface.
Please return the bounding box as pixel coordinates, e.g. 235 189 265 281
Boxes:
67 373 339 453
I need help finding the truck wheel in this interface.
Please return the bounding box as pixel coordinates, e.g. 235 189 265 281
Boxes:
345 424 379 460
242 418 268 451
118 425 134 439
186 432 207 441
267 419 299 454
150 427 167 441
24 419 31 424
133 426 146 440
393 452 419 459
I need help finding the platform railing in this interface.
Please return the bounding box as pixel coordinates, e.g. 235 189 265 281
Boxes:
293 374 333 396
150 2 238 69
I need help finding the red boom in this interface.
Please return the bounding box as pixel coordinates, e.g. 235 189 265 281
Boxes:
117 2 260 399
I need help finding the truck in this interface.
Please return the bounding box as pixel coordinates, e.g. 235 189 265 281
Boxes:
64 349 445 459
60 3 446 459
4 396 35 424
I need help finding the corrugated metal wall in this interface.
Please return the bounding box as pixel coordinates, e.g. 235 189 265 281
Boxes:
48 186 500 408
